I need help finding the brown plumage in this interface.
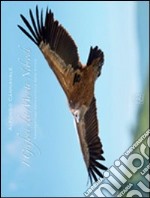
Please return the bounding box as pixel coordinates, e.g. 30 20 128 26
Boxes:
18 6 107 184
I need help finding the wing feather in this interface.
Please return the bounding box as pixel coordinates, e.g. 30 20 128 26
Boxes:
75 97 107 184
18 7 80 70
18 6 81 97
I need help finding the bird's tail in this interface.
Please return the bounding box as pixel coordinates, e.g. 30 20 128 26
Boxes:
86 46 104 77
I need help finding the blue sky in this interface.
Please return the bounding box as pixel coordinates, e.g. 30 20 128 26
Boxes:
1 1 149 197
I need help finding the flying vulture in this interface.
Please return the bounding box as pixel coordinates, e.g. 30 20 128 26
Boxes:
18 6 107 184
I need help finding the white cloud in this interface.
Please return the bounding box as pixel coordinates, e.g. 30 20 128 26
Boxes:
8 88 29 127
11 103 27 126
6 138 22 158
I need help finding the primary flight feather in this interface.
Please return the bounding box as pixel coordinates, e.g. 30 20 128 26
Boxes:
18 6 107 184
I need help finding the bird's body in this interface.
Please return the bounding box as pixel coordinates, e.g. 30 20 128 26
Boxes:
40 41 96 110
18 7 107 184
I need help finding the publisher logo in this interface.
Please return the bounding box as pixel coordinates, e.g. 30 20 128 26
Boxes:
84 129 150 197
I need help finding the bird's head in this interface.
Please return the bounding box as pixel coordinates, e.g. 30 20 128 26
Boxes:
70 103 88 123
71 109 80 123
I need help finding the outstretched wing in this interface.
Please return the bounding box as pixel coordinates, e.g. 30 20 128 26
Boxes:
75 97 107 184
18 6 81 97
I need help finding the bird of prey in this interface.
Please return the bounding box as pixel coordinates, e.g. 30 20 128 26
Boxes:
18 6 107 184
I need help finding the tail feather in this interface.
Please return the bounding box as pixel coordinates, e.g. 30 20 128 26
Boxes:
86 46 104 77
